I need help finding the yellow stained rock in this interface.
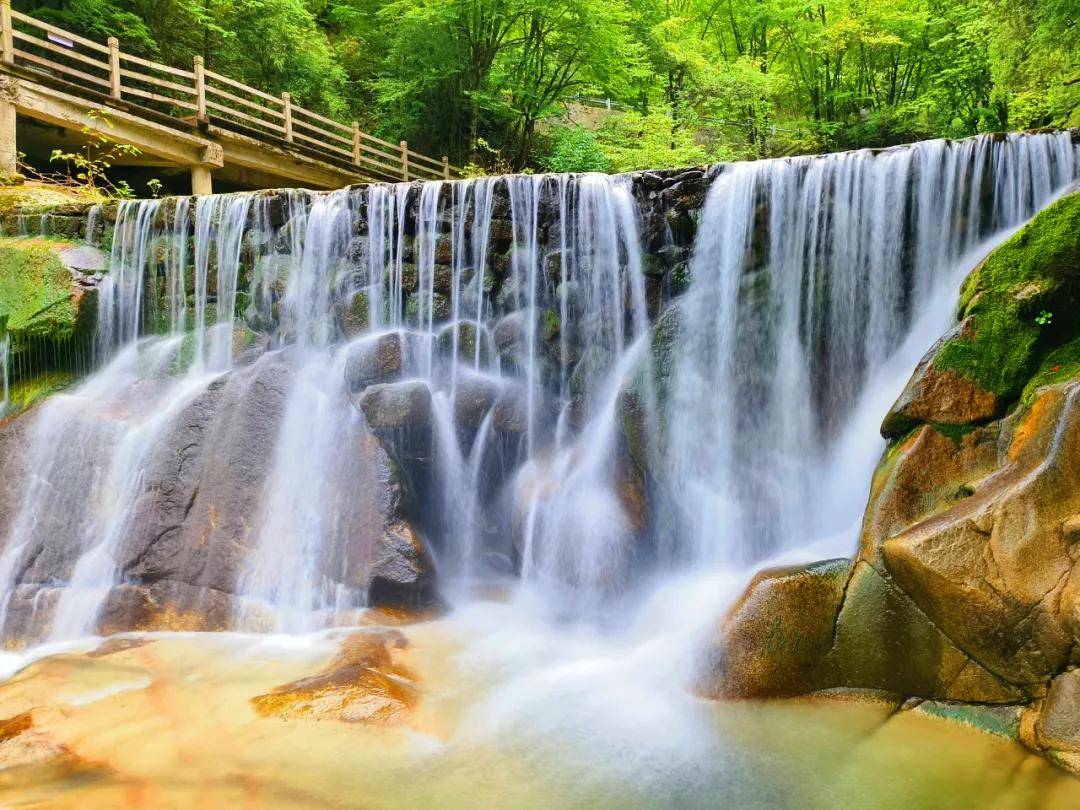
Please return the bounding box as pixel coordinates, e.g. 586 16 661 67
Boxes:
250 629 419 725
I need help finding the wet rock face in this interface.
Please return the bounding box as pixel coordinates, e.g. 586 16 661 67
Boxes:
344 332 409 392
0 351 440 640
359 380 432 429
697 559 852 699
109 357 438 628
117 358 292 601
697 189 1080 773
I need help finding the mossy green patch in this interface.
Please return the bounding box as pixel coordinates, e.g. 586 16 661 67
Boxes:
1020 336 1080 406
542 309 560 343
618 302 683 471
0 183 102 218
934 192 1080 400
5 369 75 413
931 422 978 444
0 238 82 343
168 331 198 377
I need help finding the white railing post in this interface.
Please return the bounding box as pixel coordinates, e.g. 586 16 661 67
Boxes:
400 140 409 181
442 156 450 180
352 121 360 166
0 0 13 66
193 55 206 121
281 92 292 142
107 37 121 99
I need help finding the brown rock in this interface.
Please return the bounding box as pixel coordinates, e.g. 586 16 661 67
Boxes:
881 384 1080 686
1036 669 1080 774
250 629 418 725
819 561 1025 703
697 558 852 699
0 708 106 779
858 423 999 566
881 319 1002 438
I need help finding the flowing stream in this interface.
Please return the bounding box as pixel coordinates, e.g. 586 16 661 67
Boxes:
0 132 1077 804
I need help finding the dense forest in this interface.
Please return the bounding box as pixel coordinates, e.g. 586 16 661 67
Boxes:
15 0 1080 171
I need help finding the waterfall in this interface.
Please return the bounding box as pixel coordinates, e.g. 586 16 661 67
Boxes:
0 330 8 415
96 199 161 357
193 194 253 371
663 132 1078 568
0 131 1075 643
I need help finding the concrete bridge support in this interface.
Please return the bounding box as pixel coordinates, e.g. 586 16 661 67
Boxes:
191 165 212 196
0 90 15 177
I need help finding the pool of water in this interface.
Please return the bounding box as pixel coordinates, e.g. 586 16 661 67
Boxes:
0 599 1076 809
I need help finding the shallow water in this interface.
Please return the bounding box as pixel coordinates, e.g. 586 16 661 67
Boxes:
0 598 1077 810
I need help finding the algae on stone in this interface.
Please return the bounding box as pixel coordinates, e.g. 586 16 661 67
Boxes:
0 240 84 343
933 192 1080 401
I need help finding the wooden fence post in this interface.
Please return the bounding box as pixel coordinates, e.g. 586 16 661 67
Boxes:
400 140 409 181
0 0 13 66
442 156 450 180
281 92 292 142
193 55 206 121
107 37 121 99
352 122 360 166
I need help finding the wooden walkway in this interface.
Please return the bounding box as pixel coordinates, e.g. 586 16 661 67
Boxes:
0 0 459 193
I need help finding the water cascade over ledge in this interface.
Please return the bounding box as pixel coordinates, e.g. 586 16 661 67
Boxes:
0 131 1075 644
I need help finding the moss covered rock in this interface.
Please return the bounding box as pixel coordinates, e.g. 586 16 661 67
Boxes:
883 190 1080 438
0 239 92 345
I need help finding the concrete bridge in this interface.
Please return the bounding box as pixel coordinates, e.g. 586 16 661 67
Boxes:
0 0 459 193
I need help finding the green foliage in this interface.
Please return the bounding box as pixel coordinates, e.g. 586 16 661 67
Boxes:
24 0 1080 168
595 108 717 171
539 127 612 173
1021 338 1080 407
48 113 140 198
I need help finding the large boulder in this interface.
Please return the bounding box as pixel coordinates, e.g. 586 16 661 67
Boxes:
697 559 851 699
358 380 432 429
880 383 1080 687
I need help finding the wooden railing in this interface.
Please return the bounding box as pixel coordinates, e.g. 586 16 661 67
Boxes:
0 3 460 183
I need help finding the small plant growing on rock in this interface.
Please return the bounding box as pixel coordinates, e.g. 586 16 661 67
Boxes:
1036 310 1053 325
48 110 140 199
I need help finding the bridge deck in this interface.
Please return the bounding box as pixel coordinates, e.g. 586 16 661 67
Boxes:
0 0 459 193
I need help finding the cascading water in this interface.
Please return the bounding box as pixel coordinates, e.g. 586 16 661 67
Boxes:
0 331 8 416
0 192 260 640
662 133 1078 570
0 131 1074 648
